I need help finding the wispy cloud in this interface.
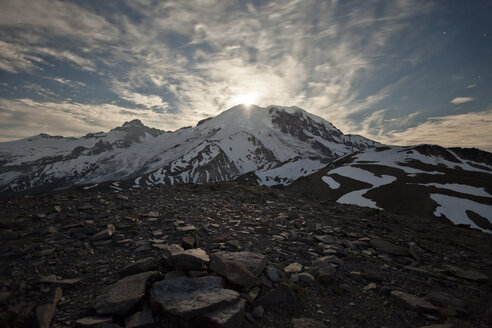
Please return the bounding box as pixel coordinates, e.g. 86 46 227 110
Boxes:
450 97 475 104
0 98 189 141
376 110 492 152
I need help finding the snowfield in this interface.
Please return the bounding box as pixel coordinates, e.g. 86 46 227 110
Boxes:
325 166 397 209
431 193 492 233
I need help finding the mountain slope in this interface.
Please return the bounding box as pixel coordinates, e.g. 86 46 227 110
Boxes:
0 105 378 194
288 145 492 233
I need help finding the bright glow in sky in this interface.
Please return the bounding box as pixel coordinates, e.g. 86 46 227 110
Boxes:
0 0 491 150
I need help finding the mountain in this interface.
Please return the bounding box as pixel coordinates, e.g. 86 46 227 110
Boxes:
288 145 492 233
0 105 378 194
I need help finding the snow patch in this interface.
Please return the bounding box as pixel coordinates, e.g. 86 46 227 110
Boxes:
418 183 491 197
430 193 492 233
322 176 340 189
327 166 396 209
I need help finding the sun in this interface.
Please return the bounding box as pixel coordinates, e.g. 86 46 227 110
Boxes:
234 93 257 106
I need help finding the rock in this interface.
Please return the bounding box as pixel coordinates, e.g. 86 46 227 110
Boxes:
118 258 158 278
443 264 488 282
246 286 261 303
125 309 154 328
93 271 157 315
36 287 62 328
284 262 303 273
313 255 343 267
209 251 267 288
160 244 185 264
142 211 159 218
75 316 113 327
409 245 422 263
314 235 335 244
370 239 409 256
341 239 355 249
364 270 384 282
188 270 207 278
150 276 240 320
39 275 82 286
91 224 116 241
265 267 280 283
173 248 210 271
363 283 377 291
258 283 296 309
295 272 315 286
291 318 326 328
182 236 196 249
418 325 453 328
251 305 264 319
425 291 464 309
0 291 10 304
134 244 152 252
315 263 337 285
164 271 186 280
203 298 246 328
177 225 197 233
390 290 438 313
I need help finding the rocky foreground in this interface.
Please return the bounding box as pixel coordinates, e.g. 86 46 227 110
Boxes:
0 183 491 328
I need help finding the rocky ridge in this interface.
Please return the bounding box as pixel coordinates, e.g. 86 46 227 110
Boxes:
0 182 491 327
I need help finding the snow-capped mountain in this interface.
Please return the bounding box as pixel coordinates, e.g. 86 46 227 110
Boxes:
0 105 378 194
288 145 492 233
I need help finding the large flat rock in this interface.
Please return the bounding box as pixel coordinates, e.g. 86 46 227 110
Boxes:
150 276 240 320
93 271 156 315
209 251 267 287
390 290 438 313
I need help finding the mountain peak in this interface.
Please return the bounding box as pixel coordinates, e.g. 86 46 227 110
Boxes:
121 119 144 128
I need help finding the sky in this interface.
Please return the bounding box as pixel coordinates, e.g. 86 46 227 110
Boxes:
0 0 491 151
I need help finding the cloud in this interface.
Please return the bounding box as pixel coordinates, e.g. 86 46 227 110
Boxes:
50 77 86 87
0 40 43 73
450 97 474 104
0 40 95 73
119 91 169 111
0 98 189 142
375 110 492 152
466 83 477 89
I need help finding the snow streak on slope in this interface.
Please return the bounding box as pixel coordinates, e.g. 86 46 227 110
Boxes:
328 166 396 209
322 176 340 189
431 194 492 233
418 183 492 197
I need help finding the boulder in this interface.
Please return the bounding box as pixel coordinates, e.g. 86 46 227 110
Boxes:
209 251 267 288
150 276 240 320
93 271 157 315
173 248 210 271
